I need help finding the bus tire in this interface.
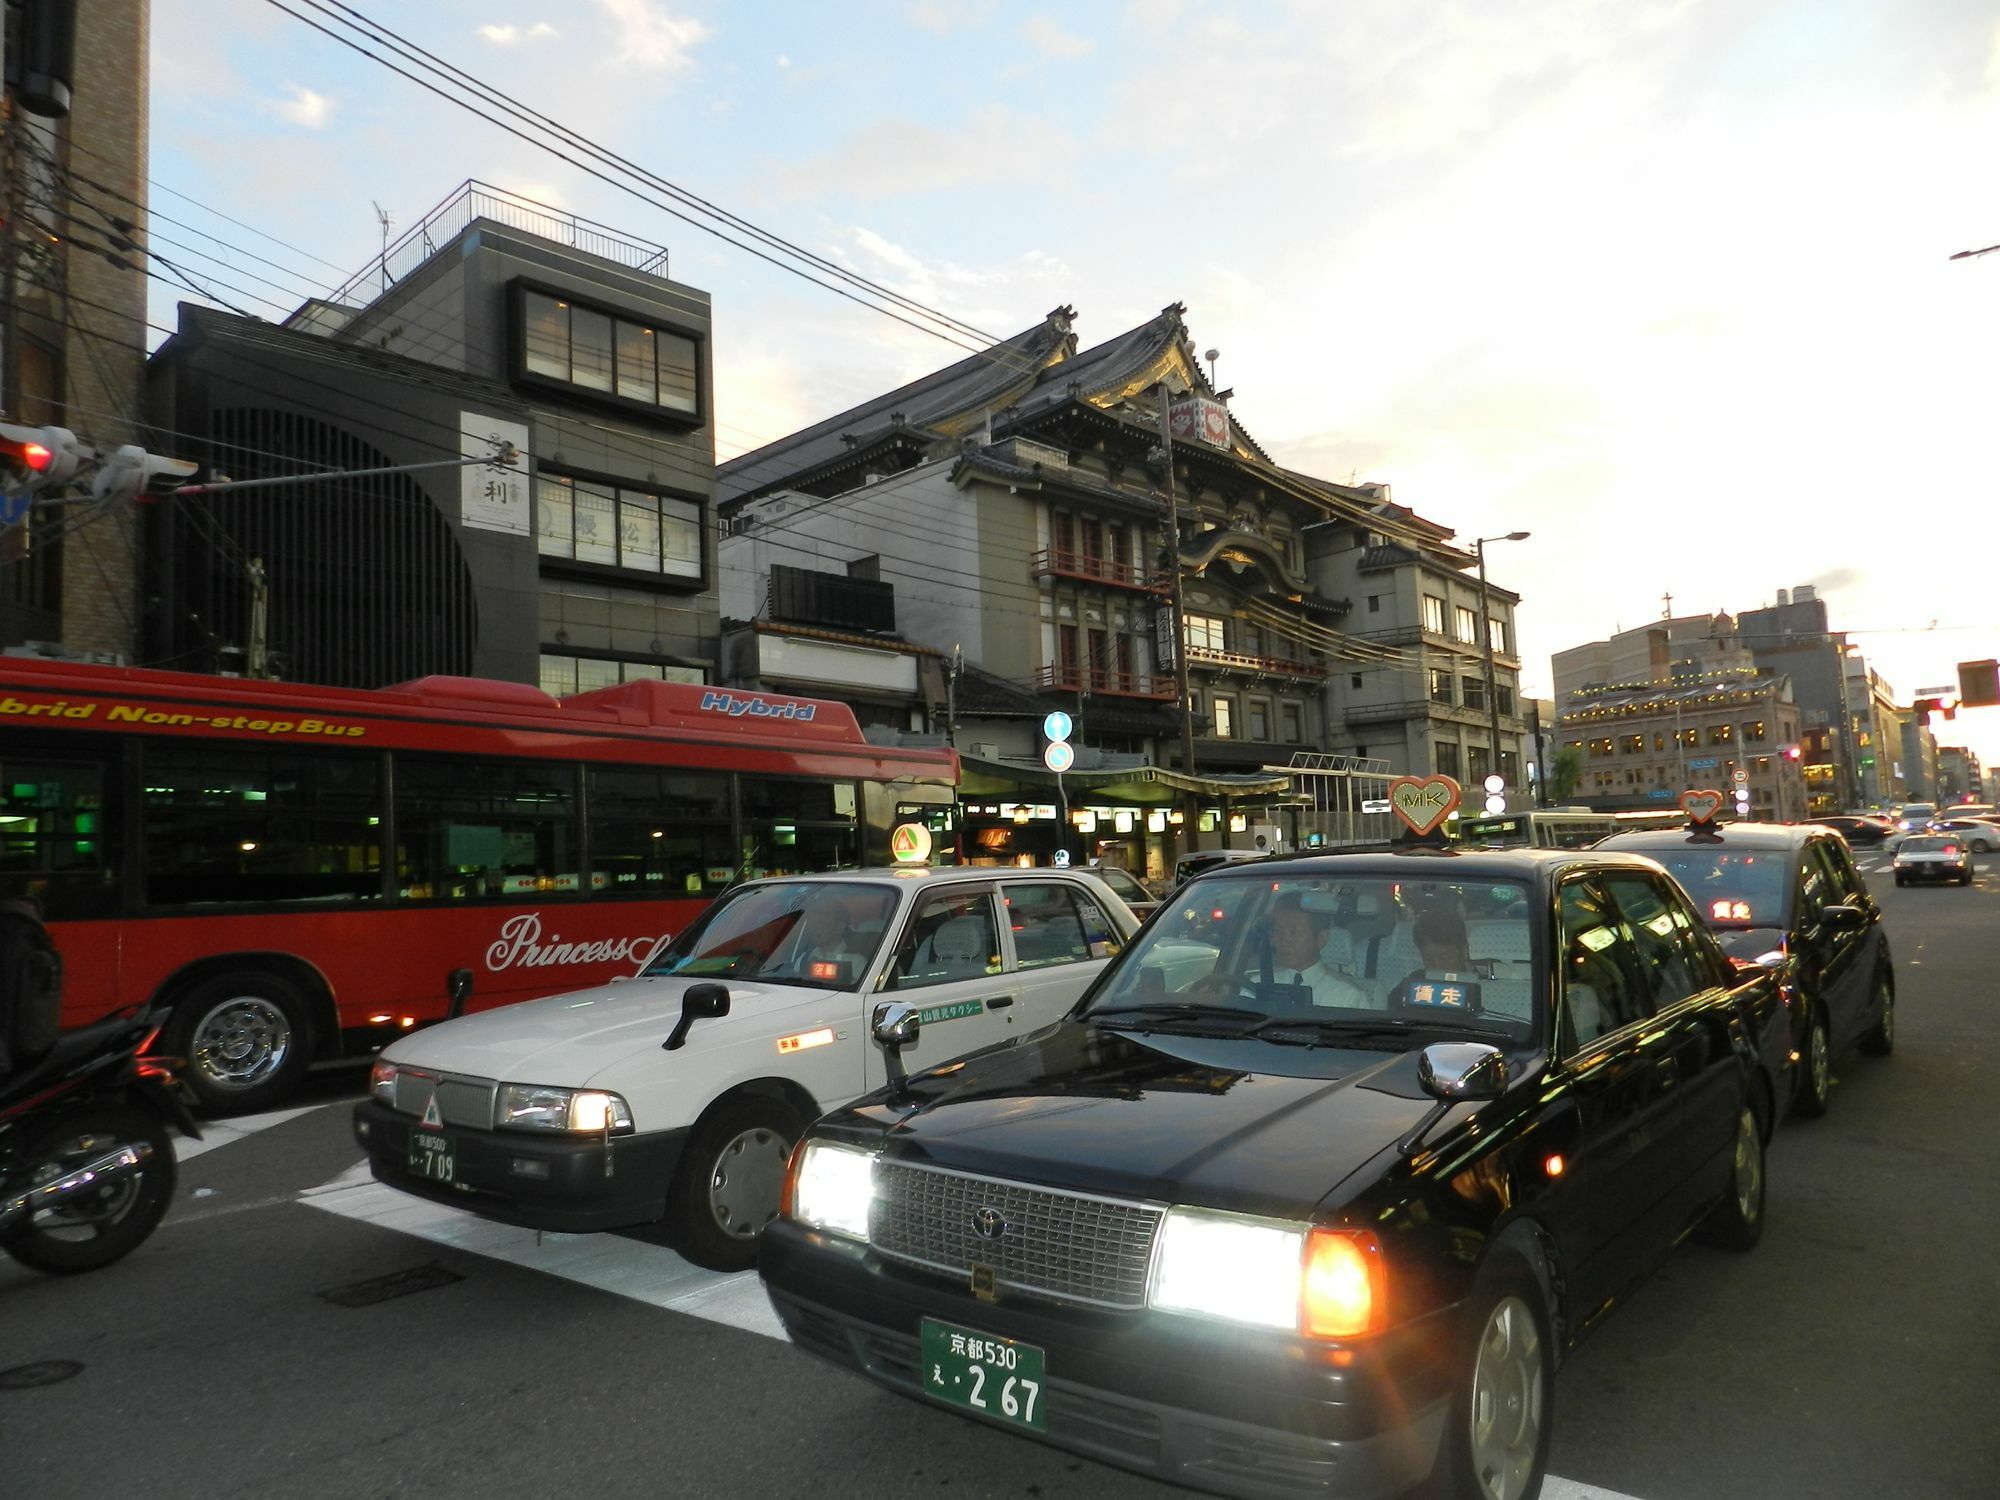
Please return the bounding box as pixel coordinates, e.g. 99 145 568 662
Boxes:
668 1095 806 1272
164 971 313 1116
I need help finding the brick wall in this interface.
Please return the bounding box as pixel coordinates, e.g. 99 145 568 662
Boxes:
56 0 150 658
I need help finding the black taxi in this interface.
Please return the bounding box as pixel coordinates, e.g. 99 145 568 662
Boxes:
1597 818 1893 1118
758 839 1789 1500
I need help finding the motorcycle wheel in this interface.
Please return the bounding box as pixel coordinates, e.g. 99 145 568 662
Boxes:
2 1103 178 1275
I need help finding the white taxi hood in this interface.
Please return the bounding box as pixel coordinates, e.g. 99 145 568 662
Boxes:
383 975 831 1086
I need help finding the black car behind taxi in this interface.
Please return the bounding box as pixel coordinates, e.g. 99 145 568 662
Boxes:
759 847 1789 1500
1597 821 1893 1119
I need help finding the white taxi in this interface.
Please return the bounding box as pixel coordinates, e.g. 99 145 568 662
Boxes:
351 867 1137 1268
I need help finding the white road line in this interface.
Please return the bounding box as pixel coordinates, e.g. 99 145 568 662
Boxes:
301 1163 1651 1498
302 1169 785 1340
174 1101 335 1162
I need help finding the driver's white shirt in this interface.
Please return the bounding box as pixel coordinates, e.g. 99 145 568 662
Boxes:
1277 961 1376 1009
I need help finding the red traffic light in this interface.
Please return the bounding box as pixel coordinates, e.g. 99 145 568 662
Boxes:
2 437 54 472
1783 745 1802 760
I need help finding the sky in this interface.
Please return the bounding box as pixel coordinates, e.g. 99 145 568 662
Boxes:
150 0 2000 767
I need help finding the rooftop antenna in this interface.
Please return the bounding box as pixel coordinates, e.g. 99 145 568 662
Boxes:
1203 347 1220 388
372 201 393 293
1661 590 1674 619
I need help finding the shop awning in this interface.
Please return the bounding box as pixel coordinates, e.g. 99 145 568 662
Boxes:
958 754 1302 806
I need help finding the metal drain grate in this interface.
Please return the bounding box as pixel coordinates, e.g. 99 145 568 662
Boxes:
317 1263 464 1308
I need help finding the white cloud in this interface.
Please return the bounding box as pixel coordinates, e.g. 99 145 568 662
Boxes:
907 1 997 37
595 0 712 70
777 54 792 69
773 108 1075 201
478 22 559 46
1020 15 1093 61
269 85 334 128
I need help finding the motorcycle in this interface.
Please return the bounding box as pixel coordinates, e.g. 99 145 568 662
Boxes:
0 1003 202 1275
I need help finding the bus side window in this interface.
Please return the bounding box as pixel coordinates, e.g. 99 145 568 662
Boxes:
0 758 120 919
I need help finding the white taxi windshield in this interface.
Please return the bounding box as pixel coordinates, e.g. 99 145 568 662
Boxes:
1085 873 1537 1046
644 881 898 989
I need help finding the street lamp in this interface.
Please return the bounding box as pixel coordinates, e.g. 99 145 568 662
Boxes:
1474 532 1530 793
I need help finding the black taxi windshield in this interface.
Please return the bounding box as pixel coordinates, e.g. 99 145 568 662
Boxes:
1643 848 1789 927
643 880 898 989
1083 872 1538 1047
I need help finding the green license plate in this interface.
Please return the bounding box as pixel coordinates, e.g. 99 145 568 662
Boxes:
407 1130 454 1184
920 1318 1046 1430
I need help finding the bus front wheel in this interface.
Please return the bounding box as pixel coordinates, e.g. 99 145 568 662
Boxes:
164 972 313 1116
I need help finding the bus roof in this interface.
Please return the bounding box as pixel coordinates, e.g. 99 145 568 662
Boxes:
0 656 956 779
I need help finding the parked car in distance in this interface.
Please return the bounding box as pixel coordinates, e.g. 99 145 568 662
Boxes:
1598 822 1893 1118
352 866 1139 1269
761 848 1788 1500
1169 847 1267 887
1892 802 1938 831
1893 835 1973 887
1076 864 1160 920
1926 818 2000 853
1817 814 1897 846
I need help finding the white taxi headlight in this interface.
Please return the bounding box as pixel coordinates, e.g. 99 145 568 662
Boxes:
369 1059 398 1103
497 1084 635 1135
1148 1207 1305 1329
788 1140 876 1241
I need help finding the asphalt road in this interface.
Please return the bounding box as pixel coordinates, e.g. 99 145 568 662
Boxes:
3 852 1995 1500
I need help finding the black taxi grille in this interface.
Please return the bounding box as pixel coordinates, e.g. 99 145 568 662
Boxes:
870 1161 1162 1310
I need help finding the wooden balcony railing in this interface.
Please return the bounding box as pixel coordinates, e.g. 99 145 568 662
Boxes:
1184 644 1326 679
1029 547 1170 594
1037 664 1179 700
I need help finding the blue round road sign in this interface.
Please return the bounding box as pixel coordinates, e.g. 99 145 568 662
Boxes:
1042 711 1072 743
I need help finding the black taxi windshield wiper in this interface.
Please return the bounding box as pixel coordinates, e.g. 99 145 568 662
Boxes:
1086 1003 1267 1035
1245 1016 1517 1051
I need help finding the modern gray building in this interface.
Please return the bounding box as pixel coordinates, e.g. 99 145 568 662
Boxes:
143 183 717 691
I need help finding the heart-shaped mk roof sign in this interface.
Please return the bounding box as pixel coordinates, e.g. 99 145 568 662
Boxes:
1680 788 1727 825
1389 775 1462 836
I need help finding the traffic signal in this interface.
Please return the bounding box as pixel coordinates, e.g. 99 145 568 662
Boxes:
1959 659 2000 709
0 423 90 492
90 445 198 506
1913 695 1958 721
1783 744 1802 760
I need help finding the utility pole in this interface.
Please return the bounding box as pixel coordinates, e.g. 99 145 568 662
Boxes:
246 558 271 678
1474 532 1529 787
944 644 960 744
1156 383 1200 850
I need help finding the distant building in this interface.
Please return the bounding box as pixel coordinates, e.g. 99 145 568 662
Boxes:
1937 746 1984 804
1843 656 1904 805
1551 612 1749 704
1306 499 1527 786
1735 586 1860 809
144 183 716 689
1556 667 1806 821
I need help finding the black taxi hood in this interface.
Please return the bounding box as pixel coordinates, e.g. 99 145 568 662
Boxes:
836 1019 1462 1221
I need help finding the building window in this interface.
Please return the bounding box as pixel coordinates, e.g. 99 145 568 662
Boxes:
1350 673 1364 690
1488 617 1508 654
1429 668 1454 705
538 473 701 579
1468 745 1492 780
1422 595 1446 634
1707 723 1734 746
1436 742 1461 778
1281 703 1303 743
1187 689 1203 721
1461 676 1486 711
1743 720 1768 742
1247 699 1270 741
1496 683 1515 716
1500 750 1520 782
1212 697 1235 738
1455 606 1479 644
1590 738 1614 758
1654 732 1667 751
540 654 704 695
1367 595 1381 614
518 287 699 418
1621 734 1644 755
1184 613 1226 651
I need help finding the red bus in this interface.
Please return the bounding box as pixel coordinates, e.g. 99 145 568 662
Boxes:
0 658 956 1112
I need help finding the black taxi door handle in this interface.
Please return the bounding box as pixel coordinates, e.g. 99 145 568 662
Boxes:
982 995 1016 1010
1654 1055 1680 1089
